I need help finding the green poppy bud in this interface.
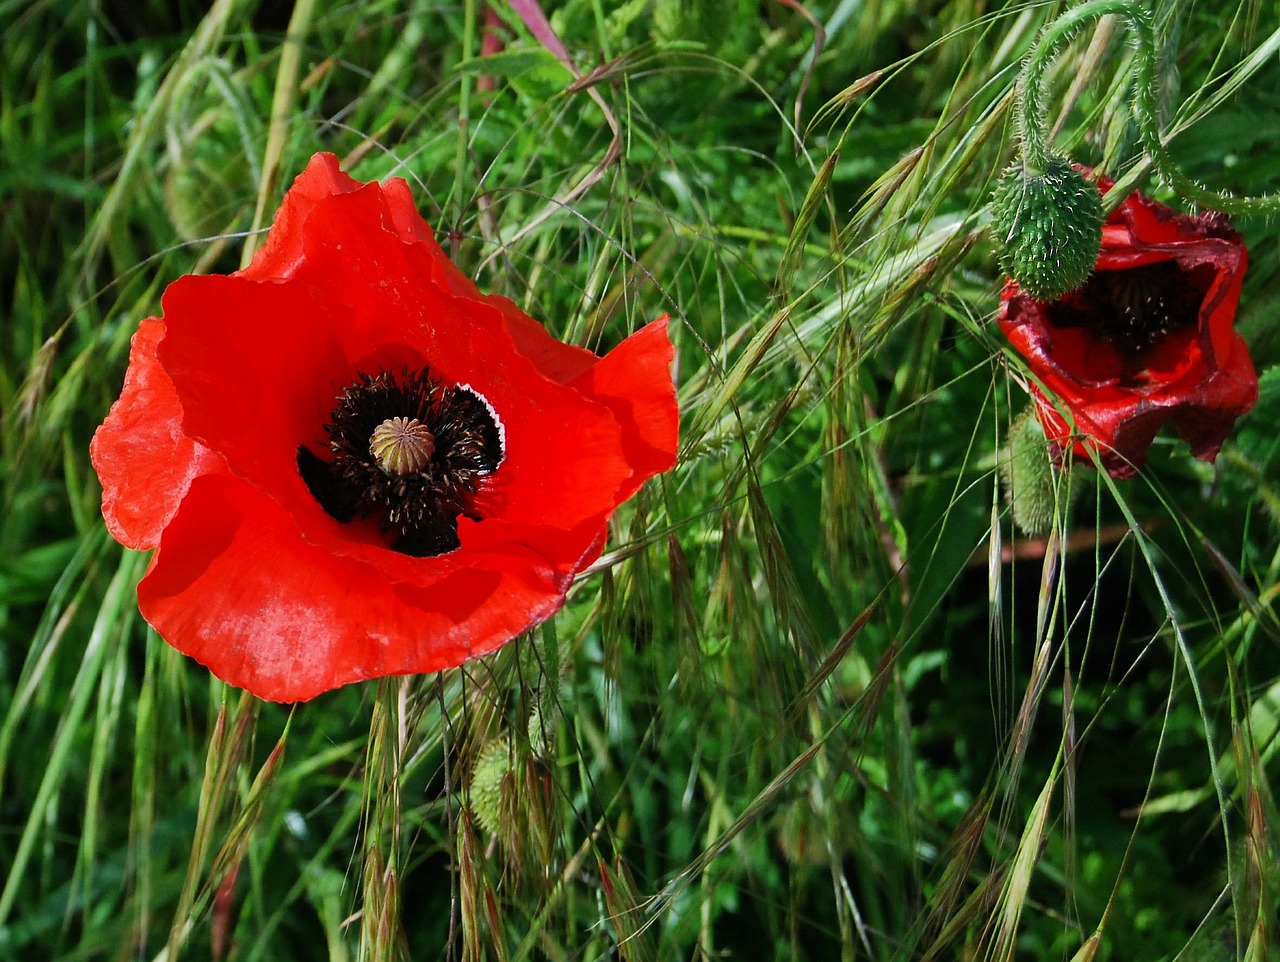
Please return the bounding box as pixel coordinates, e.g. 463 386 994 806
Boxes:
1001 409 1066 536
468 737 513 837
992 157 1103 301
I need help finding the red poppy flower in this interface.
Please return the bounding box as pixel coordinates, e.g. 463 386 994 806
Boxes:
997 172 1257 479
91 152 678 702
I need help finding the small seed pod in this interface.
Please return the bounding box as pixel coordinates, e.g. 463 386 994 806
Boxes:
992 156 1104 301
468 737 513 838
1001 409 1064 537
526 677 571 758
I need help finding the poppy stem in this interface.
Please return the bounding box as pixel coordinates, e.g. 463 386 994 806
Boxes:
1018 0 1280 215
539 620 560 692
1016 0 1142 178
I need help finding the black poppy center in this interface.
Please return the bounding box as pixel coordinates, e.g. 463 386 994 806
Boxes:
1047 260 1210 357
297 368 505 557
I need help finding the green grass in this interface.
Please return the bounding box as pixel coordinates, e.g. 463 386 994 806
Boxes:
3 0 1280 959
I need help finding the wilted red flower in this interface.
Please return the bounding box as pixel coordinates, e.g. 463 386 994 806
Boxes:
91 152 678 702
998 172 1257 479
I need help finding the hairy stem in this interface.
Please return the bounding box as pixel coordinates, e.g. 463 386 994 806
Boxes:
1017 0 1280 215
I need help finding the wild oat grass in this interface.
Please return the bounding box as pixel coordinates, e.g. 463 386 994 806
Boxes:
3 1 1279 959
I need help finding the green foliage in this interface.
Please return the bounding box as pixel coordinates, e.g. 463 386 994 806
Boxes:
3 0 1280 960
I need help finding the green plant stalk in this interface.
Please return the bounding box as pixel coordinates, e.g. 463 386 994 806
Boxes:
360 679 405 962
452 0 480 234
0 546 144 928
76 0 241 292
165 690 260 961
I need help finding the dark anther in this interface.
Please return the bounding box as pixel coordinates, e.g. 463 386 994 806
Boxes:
1095 261 1187 354
297 368 504 556
1046 260 1210 357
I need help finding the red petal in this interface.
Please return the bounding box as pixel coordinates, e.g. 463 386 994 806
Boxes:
248 156 601 384
379 173 599 382
474 367 636 532
154 274 352 506
138 474 574 702
999 176 1255 478
244 187 644 532
96 151 682 700
276 183 600 385
1169 334 1258 461
489 295 599 384
1201 241 1248 367
151 274 459 580
90 317 221 549
154 225 648 586
238 153 363 282
569 316 679 504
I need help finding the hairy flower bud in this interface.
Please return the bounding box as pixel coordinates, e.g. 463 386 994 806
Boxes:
468 737 513 837
1001 409 1065 536
992 157 1104 301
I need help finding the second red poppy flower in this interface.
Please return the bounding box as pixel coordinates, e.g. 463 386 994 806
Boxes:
998 172 1257 479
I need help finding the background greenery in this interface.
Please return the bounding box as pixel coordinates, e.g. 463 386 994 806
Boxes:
3 0 1279 959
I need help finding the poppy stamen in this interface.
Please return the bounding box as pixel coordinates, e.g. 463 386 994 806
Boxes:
1046 259 1203 361
1097 261 1189 353
297 368 504 556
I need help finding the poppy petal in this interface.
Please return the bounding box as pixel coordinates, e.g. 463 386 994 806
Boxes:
248 154 602 384
90 317 222 549
379 172 605 383
138 474 572 702
569 316 680 503
154 274 352 500
239 152 363 282
241 187 646 529
156 262 629 585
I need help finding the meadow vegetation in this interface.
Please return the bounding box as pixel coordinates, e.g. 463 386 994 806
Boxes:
2 0 1280 958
